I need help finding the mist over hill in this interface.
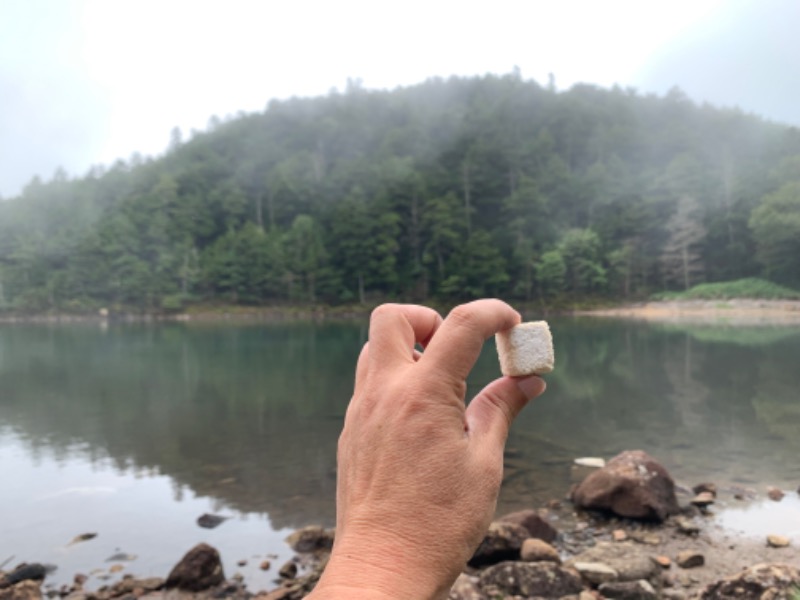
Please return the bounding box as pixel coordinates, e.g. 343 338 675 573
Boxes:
1 74 799 312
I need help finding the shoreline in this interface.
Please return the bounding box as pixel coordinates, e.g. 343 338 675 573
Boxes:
4 299 800 325
577 299 800 325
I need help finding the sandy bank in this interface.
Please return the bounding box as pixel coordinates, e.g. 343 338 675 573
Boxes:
581 299 800 325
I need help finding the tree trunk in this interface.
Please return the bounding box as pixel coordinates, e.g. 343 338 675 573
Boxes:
462 160 472 235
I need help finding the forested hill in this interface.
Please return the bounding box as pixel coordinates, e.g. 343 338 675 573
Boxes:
1 74 799 313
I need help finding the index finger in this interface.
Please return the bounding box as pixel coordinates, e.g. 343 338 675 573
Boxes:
421 299 521 381
367 304 443 371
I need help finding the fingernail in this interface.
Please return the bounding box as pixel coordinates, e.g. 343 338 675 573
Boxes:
516 376 546 400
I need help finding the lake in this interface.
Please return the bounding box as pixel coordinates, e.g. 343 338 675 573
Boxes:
1 317 800 589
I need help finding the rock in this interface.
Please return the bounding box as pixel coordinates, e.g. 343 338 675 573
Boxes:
448 573 482 600
497 509 558 542
662 590 687 600
0 581 41 600
104 553 136 562
285 526 334 553
767 534 790 548
691 483 717 497
478 561 582 598
689 492 715 508
196 513 228 529
598 579 657 600
700 563 800 599
575 457 606 468
573 562 619 585
570 450 679 521
468 521 528 567
72 575 87 587
237 560 247 567
767 487 785 502
653 555 671 569
107 564 123 574
108 576 164 596
165 543 225 591
612 529 628 542
520 538 561 563
674 516 700 535
566 542 660 586
0 565 47 587
278 561 297 579
676 551 704 569
259 560 271 571
68 533 97 545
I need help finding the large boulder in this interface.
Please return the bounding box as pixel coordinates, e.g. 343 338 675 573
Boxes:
700 564 800 599
497 508 558 542
165 543 225 591
479 561 583 598
570 450 679 521
468 521 528 567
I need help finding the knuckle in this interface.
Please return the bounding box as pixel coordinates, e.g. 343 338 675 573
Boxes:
447 304 480 332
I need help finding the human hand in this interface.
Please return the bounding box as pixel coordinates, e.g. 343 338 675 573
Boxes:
309 300 546 600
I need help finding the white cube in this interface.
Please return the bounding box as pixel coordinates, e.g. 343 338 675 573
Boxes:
495 321 555 376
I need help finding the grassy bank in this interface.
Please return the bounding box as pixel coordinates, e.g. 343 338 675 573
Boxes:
652 278 800 301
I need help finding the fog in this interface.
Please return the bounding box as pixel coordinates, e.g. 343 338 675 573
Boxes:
3 0 798 199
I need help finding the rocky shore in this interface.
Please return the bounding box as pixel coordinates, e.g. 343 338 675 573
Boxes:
3 451 798 600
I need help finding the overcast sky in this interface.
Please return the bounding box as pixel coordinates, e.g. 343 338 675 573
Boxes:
1 0 798 198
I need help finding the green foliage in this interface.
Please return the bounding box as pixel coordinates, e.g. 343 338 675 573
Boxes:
1 75 800 312
652 278 800 301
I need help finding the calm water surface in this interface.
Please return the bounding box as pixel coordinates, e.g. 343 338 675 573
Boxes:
1 318 799 588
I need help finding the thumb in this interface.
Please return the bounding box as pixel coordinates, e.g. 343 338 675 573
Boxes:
465 376 546 446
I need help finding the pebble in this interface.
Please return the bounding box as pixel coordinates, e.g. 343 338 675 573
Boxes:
767 534 790 548
690 492 715 507
520 538 561 563
574 457 606 468
237 559 247 567
653 555 672 569
108 564 124 573
612 529 627 542
73 574 88 586
572 561 618 584
259 560 271 570
692 483 717 497
676 550 704 569
675 516 700 535
767 487 785 502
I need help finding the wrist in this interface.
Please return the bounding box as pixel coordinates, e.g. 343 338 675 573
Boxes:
309 534 452 600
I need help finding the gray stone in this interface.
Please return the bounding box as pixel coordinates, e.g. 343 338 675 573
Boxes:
598 579 657 600
479 561 582 598
566 542 660 585
700 563 800 599
497 509 558 542
278 561 297 580
570 450 679 521
468 521 528 567
165 543 225 591
573 562 618 585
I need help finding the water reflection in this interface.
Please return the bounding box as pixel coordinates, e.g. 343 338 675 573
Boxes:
1 318 800 542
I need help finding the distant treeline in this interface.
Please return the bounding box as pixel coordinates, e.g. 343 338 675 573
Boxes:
1 74 799 312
